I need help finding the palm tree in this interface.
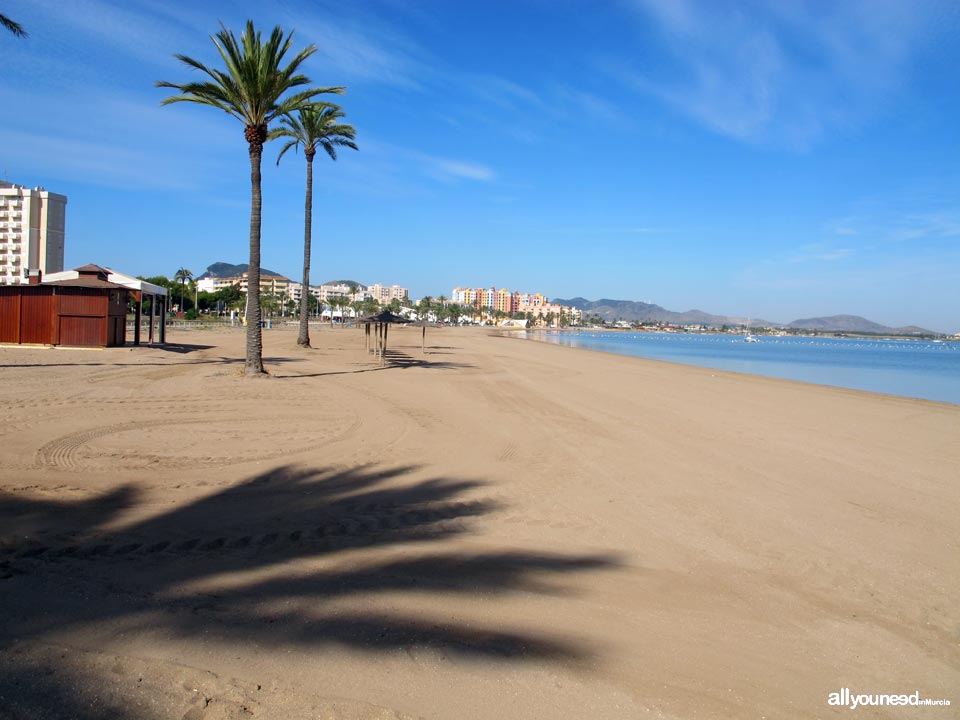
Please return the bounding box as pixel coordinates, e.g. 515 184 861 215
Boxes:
1 13 27 37
157 20 342 375
416 295 434 321
270 103 357 347
325 295 341 326
174 267 193 312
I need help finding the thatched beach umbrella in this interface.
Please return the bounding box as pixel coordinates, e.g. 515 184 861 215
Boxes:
360 311 411 365
410 320 439 354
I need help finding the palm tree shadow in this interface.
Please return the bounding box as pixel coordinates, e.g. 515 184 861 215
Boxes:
0 464 620 718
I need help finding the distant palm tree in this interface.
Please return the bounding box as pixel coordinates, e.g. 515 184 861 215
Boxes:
174 267 193 312
270 103 357 347
1 13 27 37
417 295 434 321
157 20 342 375
324 296 338 326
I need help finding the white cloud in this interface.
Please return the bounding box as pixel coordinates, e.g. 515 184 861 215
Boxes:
889 213 960 242
614 0 946 146
289 7 433 89
428 159 495 182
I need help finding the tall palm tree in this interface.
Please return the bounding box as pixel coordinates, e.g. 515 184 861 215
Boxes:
1 13 27 37
270 103 357 347
157 20 342 375
174 267 193 312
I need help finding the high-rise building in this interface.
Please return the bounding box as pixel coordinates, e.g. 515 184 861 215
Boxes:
367 283 409 304
0 182 67 285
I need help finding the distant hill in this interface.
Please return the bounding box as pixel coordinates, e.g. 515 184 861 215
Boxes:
321 279 363 289
786 315 934 335
198 262 283 279
553 297 768 327
554 299 936 335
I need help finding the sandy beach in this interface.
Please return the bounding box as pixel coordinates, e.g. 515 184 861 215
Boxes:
1 324 957 719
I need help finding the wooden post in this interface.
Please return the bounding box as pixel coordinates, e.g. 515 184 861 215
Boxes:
159 296 166 343
134 292 142 346
380 323 390 365
148 295 155 344
421 326 426 354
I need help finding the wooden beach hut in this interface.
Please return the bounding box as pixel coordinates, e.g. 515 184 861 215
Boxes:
0 264 169 348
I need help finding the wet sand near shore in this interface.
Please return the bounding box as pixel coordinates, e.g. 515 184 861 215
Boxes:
1 325 958 719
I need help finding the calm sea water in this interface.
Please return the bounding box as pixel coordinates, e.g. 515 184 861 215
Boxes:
516 330 960 405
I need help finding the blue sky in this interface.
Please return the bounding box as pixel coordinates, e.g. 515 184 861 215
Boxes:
3 0 959 331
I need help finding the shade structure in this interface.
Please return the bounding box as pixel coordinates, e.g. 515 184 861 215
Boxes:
360 311 412 365
43 265 169 345
409 320 439 354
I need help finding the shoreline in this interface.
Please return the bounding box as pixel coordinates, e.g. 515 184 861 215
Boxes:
1 325 958 719
497 327 960 406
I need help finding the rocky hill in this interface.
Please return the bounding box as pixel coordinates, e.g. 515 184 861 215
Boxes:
786 315 934 335
553 297 765 327
198 262 283 280
555 299 935 334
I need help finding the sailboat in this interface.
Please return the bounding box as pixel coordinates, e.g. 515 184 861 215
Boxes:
744 319 760 343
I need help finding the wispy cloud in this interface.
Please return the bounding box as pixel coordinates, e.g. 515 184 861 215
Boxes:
757 241 856 267
26 0 203 69
426 159 495 182
890 212 960 242
395 148 495 183
825 207 960 245
786 247 854 263
287 4 434 89
0 130 216 191
611 0 946 146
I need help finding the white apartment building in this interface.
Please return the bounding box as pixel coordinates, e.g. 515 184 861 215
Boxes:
0 182 67 285
195 276 239 293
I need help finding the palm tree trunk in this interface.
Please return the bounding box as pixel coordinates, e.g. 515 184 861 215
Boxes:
298 154 314 347
245 139 266 375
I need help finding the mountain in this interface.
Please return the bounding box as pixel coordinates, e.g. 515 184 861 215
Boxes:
321 280 363 289
553 297 768 327
554 299 937 335
198 262 283 279
786 315 934 335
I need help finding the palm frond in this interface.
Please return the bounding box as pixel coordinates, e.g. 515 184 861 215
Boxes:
271 101 359 167
1 13 27 37
157 20 330 132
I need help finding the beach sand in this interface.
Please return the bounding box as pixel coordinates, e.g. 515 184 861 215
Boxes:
1 325 957 719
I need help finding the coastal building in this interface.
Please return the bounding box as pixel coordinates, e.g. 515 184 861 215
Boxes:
195 276 239 293
318 282 358 302
450 285 580 325
235 273 291 299
0 182 67 285
495 288 513 314
367 283 409 304
199 274 397 309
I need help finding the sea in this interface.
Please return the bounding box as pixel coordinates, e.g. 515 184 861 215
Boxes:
515 330 960 405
